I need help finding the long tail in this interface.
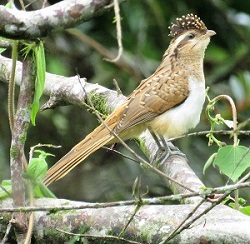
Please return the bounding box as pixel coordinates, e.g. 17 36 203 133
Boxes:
43 121 116 186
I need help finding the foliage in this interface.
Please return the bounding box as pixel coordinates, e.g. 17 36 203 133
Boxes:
205 145 250 182
0 150 56 199
204 92 250 211
25 149 56 198
0 180 11 199
21 41 46 125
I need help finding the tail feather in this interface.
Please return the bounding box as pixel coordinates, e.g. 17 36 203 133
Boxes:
43 123 115 186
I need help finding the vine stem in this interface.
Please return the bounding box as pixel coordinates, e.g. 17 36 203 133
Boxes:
210 94 239 210
8 40 18 133
104 0 123 62
211 95 238 146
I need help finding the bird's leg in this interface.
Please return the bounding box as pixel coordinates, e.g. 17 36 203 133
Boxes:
149 130 186 165
149 130 170 163
159 135 186 158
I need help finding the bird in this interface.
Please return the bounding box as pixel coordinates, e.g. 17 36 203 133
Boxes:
43 13 216 186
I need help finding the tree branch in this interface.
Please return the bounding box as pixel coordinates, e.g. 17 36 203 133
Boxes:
9 53 36 242
1 198 250 243
0 0 113 39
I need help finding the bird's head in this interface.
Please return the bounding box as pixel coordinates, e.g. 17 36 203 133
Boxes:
168 14 216 59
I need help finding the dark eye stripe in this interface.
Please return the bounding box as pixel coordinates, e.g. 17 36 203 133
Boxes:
176 38 189 49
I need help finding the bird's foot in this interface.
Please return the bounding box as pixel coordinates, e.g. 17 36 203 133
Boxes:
152 144 186 166
149 130 186 165
151 146 169 164
167 143 186 158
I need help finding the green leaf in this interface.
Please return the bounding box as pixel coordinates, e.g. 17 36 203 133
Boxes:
228 198 246 209
36 183 57 198
33 184 44 197
24 150 57 198
26 157 48 183
240 206 250 216
213 145 250 182
32 183 56 198
31 41 46 125
203 153 217 174
26 150 53 183
0 180 12 199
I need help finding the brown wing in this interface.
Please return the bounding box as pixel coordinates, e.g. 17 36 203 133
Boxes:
114 72 189 133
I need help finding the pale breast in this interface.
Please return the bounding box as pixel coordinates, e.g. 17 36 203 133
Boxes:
148 77 205 138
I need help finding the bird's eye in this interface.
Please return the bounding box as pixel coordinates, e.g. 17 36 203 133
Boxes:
187 33 195 39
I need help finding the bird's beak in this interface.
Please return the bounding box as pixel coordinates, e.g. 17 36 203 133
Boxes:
206 30 216 37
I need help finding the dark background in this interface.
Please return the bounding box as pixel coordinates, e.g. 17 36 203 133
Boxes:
0 0 249 202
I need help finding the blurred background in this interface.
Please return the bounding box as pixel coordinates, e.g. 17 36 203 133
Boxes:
0 0 249 203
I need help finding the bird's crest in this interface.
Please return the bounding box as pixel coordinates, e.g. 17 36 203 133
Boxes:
169 14 207 38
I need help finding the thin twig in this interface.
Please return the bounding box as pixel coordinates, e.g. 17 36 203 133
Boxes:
42 0 48 8
29 143 61 163
165 190 233 242
24 182 34 244
168 129 250 142
105 0 123 62
103 146 141 163
66 29 143 81
119 177 144 237
0 222 13 244
0 180 249 213
238 171 250 183
113 78 123 94
18 0 26 10
8 41 18 133
165 198 207 241
212 95 238 146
